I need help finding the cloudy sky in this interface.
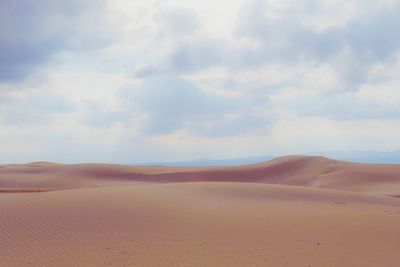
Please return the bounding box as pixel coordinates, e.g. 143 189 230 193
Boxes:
1 0 400 163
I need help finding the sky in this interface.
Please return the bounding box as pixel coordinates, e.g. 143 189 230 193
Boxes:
0 0 400 163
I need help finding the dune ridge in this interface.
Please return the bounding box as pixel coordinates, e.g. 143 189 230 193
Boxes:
1 155 399 196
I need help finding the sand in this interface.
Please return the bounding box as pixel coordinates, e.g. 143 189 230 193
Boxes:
0 156 400 266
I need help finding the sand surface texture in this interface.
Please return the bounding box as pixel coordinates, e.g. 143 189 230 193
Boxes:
0 156 399 266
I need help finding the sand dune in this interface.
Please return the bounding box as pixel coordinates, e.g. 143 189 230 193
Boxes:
1 156 400 266
1 155 399 196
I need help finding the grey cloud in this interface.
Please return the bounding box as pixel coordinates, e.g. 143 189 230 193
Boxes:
285 92 400 120
132 7 204 79
119 74 234 134
118 74 264 136
0 0 113 83
82 74 272 137
133 39 231 78
237 0 400 61
345 6 400 61
155 7 200 37
167 40 227 73
143 0 400 90
185 112 273 137
82 100 129 129
133 63 167 78
0 91 76 125
235 0 400 86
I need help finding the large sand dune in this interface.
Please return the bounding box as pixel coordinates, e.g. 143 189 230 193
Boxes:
1 156 399 196
1 156 400 266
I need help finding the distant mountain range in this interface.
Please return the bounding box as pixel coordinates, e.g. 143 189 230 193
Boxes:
307 149 400 164
133 155 274 166
132 150 400 166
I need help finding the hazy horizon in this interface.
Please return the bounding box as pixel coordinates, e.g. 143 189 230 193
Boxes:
1 0 400 163
2 149 399 165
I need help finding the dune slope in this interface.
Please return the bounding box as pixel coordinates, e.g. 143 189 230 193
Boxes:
0 183 400 267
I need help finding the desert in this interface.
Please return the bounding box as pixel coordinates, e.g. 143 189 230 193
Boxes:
3 0 400 266
1 156 400 266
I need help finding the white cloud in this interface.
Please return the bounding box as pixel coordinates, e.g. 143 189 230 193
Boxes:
0 0 399 162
